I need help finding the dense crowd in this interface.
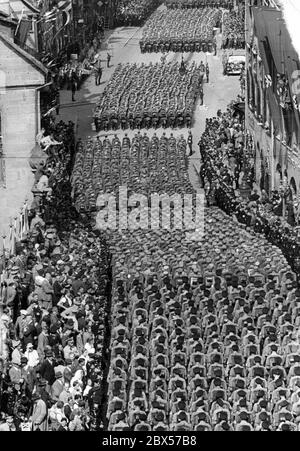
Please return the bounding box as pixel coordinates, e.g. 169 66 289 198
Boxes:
93 62 202 131
105 206 300 431
3 0 300 431
140 8 220 54
31 119 76 196
69 128 300 431
115 0 161 26
165 0 234 8
0 121 112 431
199 102 300 275
2 118 300 430
222 11 245 49
71 132 192 214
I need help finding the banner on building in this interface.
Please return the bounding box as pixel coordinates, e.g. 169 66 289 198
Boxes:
15 19 32 46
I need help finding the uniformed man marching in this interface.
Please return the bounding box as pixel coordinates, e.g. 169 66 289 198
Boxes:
206 63 210 83
188 131 193 157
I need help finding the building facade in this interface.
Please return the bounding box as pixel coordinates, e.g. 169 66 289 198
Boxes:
0 17 46 235
246 0 300 199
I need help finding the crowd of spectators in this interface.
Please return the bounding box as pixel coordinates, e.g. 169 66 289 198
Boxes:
199 101 300 277
93 62 202 131
0 121 112 431
2 116 300 431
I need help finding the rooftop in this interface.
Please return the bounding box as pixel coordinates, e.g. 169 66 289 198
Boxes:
0 31 47 75
0 9 17 27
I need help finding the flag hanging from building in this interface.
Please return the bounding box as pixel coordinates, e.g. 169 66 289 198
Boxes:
14 7 32 46
58 0 72 26
43 8 57 23
14 7 25 36
50 0 72 43
15 19 32 46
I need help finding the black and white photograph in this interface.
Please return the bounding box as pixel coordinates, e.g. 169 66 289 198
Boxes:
0 0 299 437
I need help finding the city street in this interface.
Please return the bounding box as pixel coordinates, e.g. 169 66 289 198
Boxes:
5 0 300 435
0 19 240 236
3 0 300 434
58 23 240 191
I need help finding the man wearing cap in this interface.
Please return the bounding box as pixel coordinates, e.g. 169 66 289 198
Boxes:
37 322 49 361
14 310 28 342
62 357 73 383
52 274 64 306
107 396 127 423
22 312 36 349
40 349 55 389
20 355 34 390
47 324 60 359
40 274 54 311
235 419 253 431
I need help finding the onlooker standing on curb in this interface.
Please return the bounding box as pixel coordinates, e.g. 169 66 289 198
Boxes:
206 63 210 83
199 86 204 106
107 52 111 68
71 79 77 102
